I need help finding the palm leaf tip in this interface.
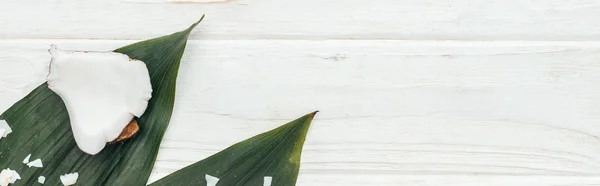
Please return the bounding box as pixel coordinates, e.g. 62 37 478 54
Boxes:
149 111 319 186
189 15 206 31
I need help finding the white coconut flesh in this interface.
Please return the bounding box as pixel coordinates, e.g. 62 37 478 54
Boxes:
38 176 45 184
47 45 152 155
205 174 219 186
26 159 43 168
0 168 20 186
22 154 30 164
0 120 11 139
60 172 78 186
263 176 272 186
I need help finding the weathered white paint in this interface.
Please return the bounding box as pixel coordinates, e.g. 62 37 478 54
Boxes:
1 40 600 185
2 0 600 40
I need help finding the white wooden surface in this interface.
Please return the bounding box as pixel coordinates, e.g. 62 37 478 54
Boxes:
2 0 600 185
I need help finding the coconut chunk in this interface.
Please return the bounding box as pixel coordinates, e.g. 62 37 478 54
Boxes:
0 168 20 186
205 174 219 186
22 154 43 168
22 154 31 164
38 176 45 184
59 172 78 186
46 45 152 155
263 176 272 186
0 120 11 138
26 159 43 168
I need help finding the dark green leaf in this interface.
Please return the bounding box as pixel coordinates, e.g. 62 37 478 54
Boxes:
149 111 318 186
0 15 204 185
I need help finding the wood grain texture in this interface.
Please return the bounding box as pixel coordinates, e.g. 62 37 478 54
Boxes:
2 0 600 40
1 40 600 185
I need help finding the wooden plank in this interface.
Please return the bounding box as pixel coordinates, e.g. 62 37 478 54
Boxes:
2 0 600 40
1 40 600 185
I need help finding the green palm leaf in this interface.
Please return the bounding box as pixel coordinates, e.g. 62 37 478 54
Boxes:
0 15 204 185
150 111 318 186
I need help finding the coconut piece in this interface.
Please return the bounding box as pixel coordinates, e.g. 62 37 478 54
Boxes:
26 159 43 168
0 168 20 186
0 120 11 138
38 176 45 184
205 174 219 186
263 176 272 186
22 154 31 164
59 172 78 186
46 45 152 155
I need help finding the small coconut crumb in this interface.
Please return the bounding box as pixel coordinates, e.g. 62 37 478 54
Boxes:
205 174 219 186
38 176 45 184
0 120 11 138
22 154 31 164
0 168 21 186
26 159 43 168
59 172 78 186
263 176 273 186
